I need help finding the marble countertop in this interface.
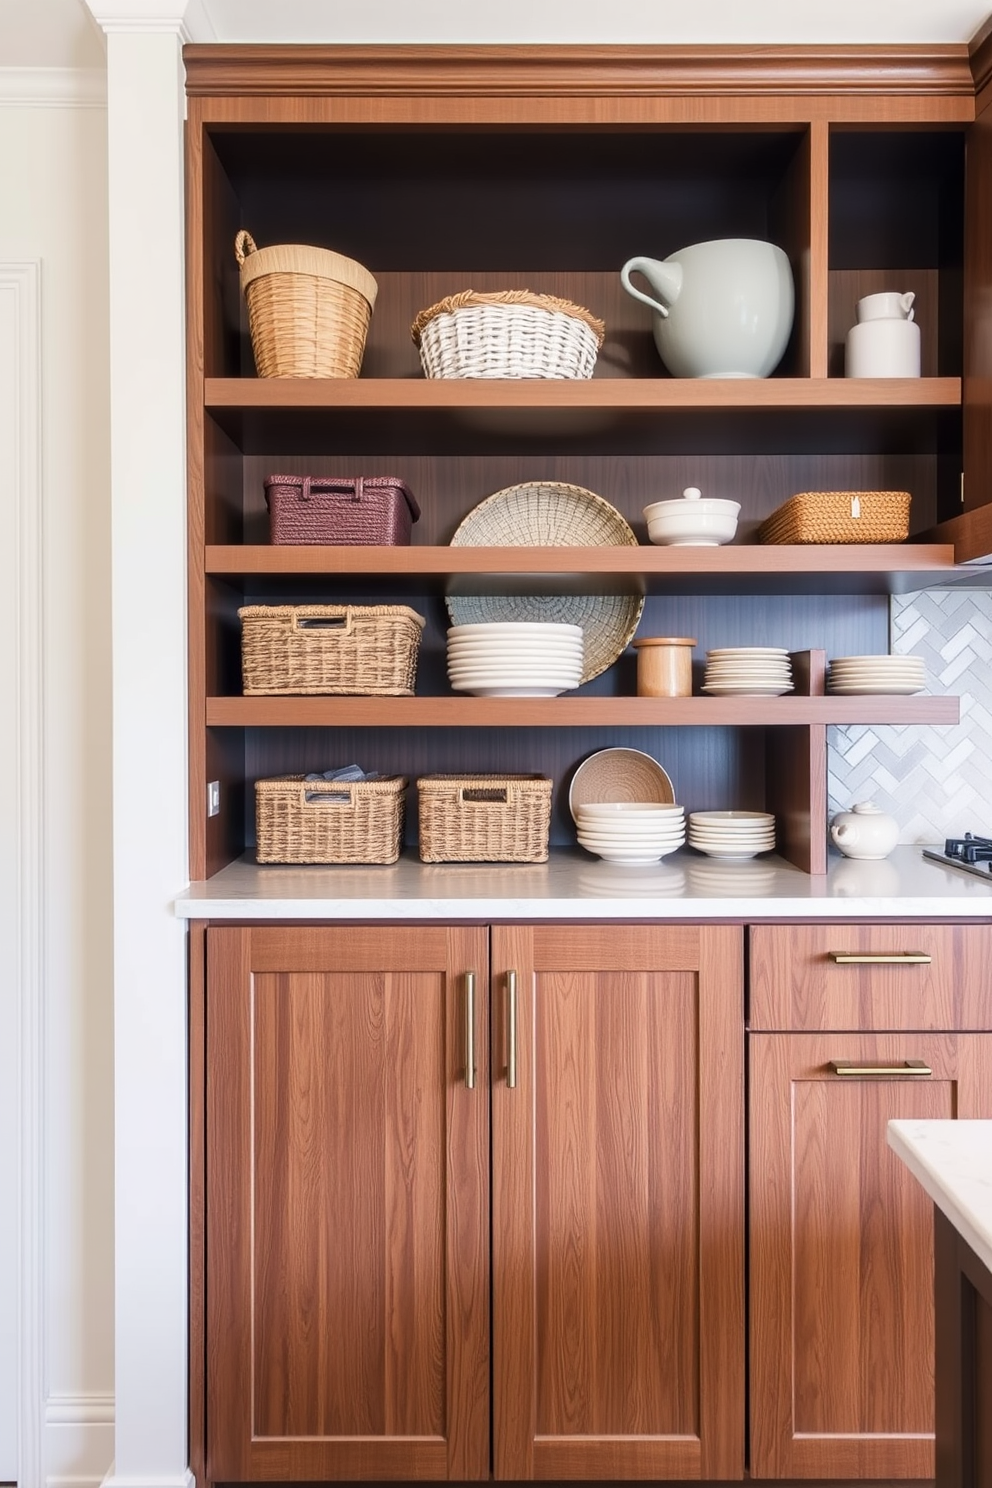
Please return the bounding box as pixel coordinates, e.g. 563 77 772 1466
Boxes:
174 845 992 920
888 1120 992 1275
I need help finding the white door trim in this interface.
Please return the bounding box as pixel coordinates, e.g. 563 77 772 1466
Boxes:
0 260 45 1488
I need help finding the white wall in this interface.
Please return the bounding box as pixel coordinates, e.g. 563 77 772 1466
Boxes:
0 80 116 1488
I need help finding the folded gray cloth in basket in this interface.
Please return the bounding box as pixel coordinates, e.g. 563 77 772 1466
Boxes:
304 764 380 802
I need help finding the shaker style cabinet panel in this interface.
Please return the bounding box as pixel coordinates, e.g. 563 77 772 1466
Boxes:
491 923 745 1481
748 1030 992 1481
203 925 490 1482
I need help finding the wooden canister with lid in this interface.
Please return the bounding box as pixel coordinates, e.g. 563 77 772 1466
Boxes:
633 636 696 697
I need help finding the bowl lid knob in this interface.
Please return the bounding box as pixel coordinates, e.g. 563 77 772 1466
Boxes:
683 486 702 501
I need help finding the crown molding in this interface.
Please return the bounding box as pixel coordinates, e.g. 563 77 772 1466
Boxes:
0 68 106 107
970 11 992 101
82 0 209 39
182 41 975 98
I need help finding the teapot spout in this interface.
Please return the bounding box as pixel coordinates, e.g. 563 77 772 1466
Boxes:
620 256 684 319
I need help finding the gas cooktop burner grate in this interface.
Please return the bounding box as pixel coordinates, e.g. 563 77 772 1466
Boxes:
922 833 992 880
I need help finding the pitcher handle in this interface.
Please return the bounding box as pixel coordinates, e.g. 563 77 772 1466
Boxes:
620 257 671 319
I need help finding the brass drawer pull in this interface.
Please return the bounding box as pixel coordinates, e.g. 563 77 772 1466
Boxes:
829 1058 932 1078
507 969 518 1090
829 952 932 965
464 971 476 1090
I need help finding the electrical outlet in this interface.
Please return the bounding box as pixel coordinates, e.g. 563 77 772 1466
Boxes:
207 780 221 817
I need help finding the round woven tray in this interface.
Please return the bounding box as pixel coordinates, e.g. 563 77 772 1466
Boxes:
446 482 643 682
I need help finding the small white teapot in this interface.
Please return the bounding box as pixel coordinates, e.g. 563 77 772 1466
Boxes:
829 801 900 860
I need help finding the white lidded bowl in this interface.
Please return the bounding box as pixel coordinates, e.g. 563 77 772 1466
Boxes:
644 486 740 546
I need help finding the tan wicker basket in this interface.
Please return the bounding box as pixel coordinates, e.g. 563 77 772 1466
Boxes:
235 230 378 379
757 490 911 545
255 774 407 864
411 290 605 380
239 603 425 696
417 774 553 863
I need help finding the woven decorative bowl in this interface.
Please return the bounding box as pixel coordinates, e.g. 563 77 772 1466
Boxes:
235 230 378 379
411 290 605 380
445 482 643 681
568 748 676 820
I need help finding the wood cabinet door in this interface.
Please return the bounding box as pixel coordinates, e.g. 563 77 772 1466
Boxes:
749 1031 992 1480
491 923 745 1481
205 924 490 1482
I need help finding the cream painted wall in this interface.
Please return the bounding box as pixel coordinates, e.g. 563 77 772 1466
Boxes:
0 91 116 1486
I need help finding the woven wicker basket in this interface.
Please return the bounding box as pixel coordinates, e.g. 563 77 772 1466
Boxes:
235 230 378 379
255 774 407 864
264 475 420 546
239 603 425 695
411 290 605 380
417 774 553 863
757 490 911 545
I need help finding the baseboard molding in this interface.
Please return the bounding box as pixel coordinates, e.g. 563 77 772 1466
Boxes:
100 1469 195 1488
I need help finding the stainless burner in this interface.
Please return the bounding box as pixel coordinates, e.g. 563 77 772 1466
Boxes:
922 833 992 880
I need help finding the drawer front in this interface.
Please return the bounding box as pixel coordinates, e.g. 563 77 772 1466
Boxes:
749 922 992 1031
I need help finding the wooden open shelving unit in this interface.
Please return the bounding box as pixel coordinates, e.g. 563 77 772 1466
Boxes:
185 44 992 881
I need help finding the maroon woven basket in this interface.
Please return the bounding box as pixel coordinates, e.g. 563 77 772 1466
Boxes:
264 475 421 545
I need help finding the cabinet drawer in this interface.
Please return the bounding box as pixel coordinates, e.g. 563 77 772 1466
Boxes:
749 922 992 1031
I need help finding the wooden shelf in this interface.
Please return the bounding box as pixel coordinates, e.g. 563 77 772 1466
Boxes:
206 694 961 728
205 542 961 597
203 377 962 456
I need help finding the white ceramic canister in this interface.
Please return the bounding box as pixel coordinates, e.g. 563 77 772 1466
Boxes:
845 291 921 377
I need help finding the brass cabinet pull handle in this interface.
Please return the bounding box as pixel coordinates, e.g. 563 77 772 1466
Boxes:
507 970 518 1090
464 971 476 1090
829 952 932 965
829 1058 932 1078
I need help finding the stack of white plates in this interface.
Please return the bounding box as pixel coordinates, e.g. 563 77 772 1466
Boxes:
688 810 777 859
447 621 584 697
574 802 686 865
826 654 926 695
701 647 793 696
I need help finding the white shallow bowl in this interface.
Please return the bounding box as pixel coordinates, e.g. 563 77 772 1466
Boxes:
450 683 573 696
707 647 789 657
577 820 686 837
690 844 773 859
574 802 684 820
578 830 686 847
644 493 740 547
701 684 793 696
582 843 684 863
448 622 583 637
447 665 583 680
690 810 775 825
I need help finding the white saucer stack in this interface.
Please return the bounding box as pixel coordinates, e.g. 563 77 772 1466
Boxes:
574 802 686 865
827 654 926 695
447 621 584 697
701 647 793 696
688 810 777 859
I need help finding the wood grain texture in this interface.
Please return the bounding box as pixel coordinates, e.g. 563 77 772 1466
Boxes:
749 922 992 1032
204 924 489 1481
491 923 744 1481
748 1030 992 1480
181 44 976 102
205 693 960 728
807 122 830 378
187 921 207 1488
764 722 827 877
964 102 992 513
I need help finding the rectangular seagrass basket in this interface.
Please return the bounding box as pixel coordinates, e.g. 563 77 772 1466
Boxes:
239 603 425 696
255 774 408 864
264 475 420 546
757 490 911 545
417 773 553 863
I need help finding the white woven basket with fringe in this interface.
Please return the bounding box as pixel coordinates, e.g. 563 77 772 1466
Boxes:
411 290 605 380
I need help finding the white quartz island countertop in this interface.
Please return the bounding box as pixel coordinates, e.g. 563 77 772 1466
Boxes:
175 844 992 920
888 1120 992 1275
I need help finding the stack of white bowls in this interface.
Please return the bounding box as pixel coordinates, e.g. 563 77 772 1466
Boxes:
574 802 686 865
826 654 926 695
447 621 584 697
688 810 777 859
701 647 793 696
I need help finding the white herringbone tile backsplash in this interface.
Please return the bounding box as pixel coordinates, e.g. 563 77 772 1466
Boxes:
828 589 992 845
